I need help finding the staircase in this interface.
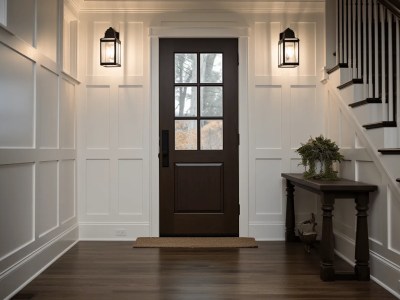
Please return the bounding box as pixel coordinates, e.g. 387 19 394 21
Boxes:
327 0 400 184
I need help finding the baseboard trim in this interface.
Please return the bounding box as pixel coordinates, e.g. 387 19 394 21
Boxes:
334 232 400 299
249 223 285 240
2 225 79 300
79 222 150 240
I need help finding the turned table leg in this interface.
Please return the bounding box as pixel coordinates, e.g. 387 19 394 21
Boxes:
285 180 296 242
320 193 335 281
355 193 370 281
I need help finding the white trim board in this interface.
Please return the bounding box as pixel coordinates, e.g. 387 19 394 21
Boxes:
150 26 250 237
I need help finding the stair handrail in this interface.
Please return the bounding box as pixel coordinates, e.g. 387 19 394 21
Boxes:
378 0 400 19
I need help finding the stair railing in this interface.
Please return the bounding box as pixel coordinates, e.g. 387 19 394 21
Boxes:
336 0 399 124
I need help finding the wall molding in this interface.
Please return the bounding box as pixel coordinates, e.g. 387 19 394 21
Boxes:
79 1 325 14
1 225 79 300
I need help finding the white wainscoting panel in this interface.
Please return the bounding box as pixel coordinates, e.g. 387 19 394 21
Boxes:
254 22 271 76
121 22 144 76
293 186 318 221
118 86 144 149
289 158 303 173
333 199 356 240
328 92 340 143
0 163 34 260
37 0 58 62
60 78 76 149
290 85 320 148
255 159 282 216
339 160 355 185
289 158 318 221
59 160 76 224
118 159 143 215
86 86 110 149
269 22 282 77
356 160 385 246
6 0 35 46
255 86 282 149
86 159 110 215
291 22 316 76
0 43 34 148
37 66 59 149
389 186 400 254
36 161 59 238
340 110 354 148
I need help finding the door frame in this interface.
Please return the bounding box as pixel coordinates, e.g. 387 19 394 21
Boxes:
150 25 250 237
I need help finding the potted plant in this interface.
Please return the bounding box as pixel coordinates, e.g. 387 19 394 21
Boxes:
296 135 344 180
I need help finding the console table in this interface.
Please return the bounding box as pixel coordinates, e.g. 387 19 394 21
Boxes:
281 173 377 281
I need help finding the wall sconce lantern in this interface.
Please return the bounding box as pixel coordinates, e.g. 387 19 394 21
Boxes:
100 27 121 67
278 28 299 68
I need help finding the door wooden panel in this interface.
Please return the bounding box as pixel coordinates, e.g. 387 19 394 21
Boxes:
159 38 239 236
174 163 224 213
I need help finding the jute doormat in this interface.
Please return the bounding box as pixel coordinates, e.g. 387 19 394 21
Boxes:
133 237 258 248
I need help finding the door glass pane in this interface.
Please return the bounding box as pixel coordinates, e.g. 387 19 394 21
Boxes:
200 53 222 83
175 86 197 117
200 86 223 117
175 120 197 150
200 120 223 150
175 54 197 83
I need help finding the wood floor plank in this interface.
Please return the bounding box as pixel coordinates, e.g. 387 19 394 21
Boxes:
11 241 397 300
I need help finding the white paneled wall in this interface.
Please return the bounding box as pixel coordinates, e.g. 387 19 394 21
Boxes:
0 164 34 260
78 9 324 240
2 0 399 298
36 161 59 237
326 81 400 297
250 16 324 239
0 43 34 148
79 15 149 239
0 1 79 299
37 67 59 148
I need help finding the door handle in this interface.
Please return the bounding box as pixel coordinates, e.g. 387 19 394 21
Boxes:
161 130 169 167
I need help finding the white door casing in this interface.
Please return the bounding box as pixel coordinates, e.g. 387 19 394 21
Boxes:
149 25 250 237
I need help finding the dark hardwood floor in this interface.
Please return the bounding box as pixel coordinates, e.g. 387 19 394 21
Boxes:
12 241 397 300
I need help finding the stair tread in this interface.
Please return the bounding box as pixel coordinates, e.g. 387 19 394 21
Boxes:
337 78 363 90
378 148 400 155
327 63 348 74
363 121 397 129
349 98 382 108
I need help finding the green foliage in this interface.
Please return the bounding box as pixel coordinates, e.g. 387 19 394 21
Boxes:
296 135 344 180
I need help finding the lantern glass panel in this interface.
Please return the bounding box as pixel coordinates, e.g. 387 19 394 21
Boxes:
101 40 116 64
115 40 121 65
278 41 284 66
285 40 298 64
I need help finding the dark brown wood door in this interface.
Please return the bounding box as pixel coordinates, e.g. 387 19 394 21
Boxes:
159 38 239 236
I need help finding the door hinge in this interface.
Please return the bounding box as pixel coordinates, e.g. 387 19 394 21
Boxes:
238 133 240 146
237 53 239 66
238 203 240 215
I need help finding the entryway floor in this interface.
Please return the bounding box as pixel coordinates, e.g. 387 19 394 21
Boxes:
12 241 397 299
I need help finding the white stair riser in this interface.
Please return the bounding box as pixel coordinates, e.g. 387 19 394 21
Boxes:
328 68 353 87
366 127 398 148
339 84 365 105
352 104 382 125
380 155 400 179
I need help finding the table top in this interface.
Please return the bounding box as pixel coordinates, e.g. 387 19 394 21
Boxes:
281 173 378 192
